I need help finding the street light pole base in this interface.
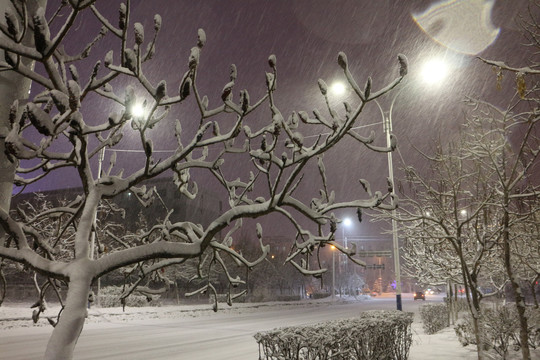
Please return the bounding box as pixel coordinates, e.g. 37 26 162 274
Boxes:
396 294 402 311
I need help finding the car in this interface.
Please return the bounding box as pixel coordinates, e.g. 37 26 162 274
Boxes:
414 291 425 300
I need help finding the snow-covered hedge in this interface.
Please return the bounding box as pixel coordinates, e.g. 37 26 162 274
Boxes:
98 286 161 308
419 303 449 334
254 310 413 360
455 305 540 358
277 295 303 302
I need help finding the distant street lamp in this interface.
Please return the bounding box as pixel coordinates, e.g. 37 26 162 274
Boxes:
88 146 105 307
331 245 336 301
342 217 352 249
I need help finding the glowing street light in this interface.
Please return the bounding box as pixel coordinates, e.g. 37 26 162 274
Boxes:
420 58 449 85
331 245 336 301
330 81 346 96
342 217 352 249
131 103 146 118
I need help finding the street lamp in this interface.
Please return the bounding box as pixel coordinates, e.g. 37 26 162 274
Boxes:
331 245 336 301
341 217 353 296
131 103 146 117
330 81 347 96
375 98 403 311
342 217 352 249
420 58 449 85
89 146 105 307
330 216 351 302
373 57 450 311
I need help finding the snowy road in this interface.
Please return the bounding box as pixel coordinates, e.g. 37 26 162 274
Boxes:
1 296 428 359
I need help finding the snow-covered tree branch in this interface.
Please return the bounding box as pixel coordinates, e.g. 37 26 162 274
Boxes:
0 1 407 358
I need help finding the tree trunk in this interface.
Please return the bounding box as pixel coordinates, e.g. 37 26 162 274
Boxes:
465 285 485 360
459 254 485 360
44 267 92 360
530 278 539 309
0 0 44 236
503 236 531 359
447 281 455 325
499 186 531 360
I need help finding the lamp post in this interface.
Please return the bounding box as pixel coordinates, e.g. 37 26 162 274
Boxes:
374 57 450 311
330 58 449 309
376 99 403 311
342 217 351 249
331 245 336 302
89 147 105 307
341 218 352 295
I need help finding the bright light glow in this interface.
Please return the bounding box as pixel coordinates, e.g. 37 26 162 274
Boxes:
331 245 336 250
131 103 145 117
460 209 467 216
343 218 352 227
330 82 346 96
421 58 449 85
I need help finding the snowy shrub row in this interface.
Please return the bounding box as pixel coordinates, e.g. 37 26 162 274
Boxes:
455 305 540 358
98 286 161 308
419 303 449 334
254 310 413 360
276 295 303 301
310 293 330 300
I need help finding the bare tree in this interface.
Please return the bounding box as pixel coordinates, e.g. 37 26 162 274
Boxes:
390 133 503 359
388 4 540 358
394 68 540 360
461 98 540 360
0 1 407 358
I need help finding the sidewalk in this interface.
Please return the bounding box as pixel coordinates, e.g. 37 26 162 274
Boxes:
409 314 477 359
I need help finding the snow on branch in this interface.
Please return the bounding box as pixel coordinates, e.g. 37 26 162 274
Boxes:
0 3 409 353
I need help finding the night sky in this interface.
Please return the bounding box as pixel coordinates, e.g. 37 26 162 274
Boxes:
16 0 535 237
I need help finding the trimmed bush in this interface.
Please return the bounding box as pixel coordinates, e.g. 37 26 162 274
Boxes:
98 286 161 308
254 310 413 360
419 303 449 334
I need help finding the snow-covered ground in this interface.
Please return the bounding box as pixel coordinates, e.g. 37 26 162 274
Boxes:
0 293 529 359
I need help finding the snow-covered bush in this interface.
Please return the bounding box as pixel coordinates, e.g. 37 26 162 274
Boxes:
311 293 330 300
419 303 449 334
98 286 161 308
455 305 540 357
454 316 478 348
254 310 413 360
